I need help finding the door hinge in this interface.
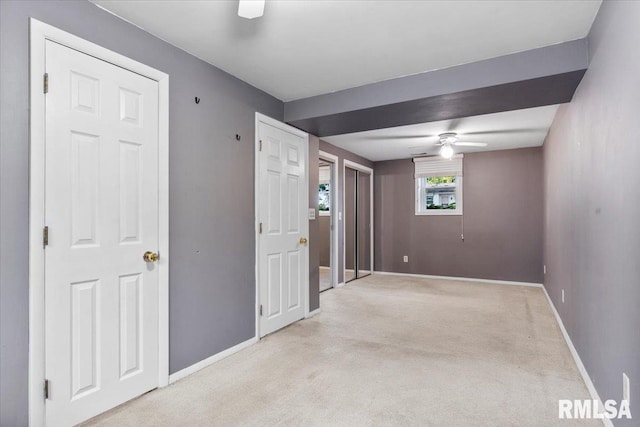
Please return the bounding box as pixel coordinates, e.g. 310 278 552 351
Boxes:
259 140 262 151
43 226 49 247
44 379 50 399
259 304 263 316
44 73 49 94
259 223 263 234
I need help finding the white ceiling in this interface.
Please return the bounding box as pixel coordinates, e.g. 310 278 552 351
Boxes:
322 105 560 161
91 0 601 101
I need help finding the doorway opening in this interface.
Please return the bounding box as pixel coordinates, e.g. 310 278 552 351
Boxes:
318 150 338 292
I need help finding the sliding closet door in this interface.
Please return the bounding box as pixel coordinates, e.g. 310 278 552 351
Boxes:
344 167 357 282
357 172 371 277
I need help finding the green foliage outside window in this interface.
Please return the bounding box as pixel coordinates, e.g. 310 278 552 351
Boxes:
426 176 456 185
427 202 456 210
319 183 330 211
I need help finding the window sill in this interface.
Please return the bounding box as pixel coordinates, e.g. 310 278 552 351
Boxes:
415 210 463 216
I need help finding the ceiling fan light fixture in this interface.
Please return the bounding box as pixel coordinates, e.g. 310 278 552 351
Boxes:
238 0 265 19
439 144 454 159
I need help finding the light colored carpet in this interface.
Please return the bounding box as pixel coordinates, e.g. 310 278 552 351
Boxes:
84 274 597 426
319 267 332 292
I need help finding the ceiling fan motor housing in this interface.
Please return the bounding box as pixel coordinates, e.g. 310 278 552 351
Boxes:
439 132 458 144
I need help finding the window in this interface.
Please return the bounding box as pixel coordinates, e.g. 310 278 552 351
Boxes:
414 155 463 215
319 164 331 216
318 183 330 215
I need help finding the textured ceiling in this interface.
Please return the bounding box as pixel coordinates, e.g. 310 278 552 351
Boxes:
92 0 601 101
323 105 560 161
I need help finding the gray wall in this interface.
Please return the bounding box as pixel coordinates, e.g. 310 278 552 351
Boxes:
319 216 331 267
0 1 282 425
543 1 639 423
308 136 320 311
317 141 374 285
374 148 543 283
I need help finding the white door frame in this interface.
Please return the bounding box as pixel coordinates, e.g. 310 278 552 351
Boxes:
318 151 339 289
343 159 374 281
28 19 170 426
254 113 310 338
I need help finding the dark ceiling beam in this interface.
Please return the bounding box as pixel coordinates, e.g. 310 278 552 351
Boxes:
284 39 588 137
288 70 585 137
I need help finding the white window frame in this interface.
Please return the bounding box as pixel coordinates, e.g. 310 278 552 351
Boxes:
415 175 463 216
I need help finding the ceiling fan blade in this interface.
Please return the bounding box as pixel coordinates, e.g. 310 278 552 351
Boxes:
453 141 488 147
367 134 438 141
461 128 547 136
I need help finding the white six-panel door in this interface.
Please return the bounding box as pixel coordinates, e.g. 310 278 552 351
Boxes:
44 40 160 426
257 119 308 337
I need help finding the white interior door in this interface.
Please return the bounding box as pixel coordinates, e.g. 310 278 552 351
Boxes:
257 118 308 337
44 40 160 426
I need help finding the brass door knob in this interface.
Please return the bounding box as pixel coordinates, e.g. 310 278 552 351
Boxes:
143 251 160 262
299 237 308 244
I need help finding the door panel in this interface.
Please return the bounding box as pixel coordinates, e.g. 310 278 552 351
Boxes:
119 274 142 379
119 141 143 243
288 250 301 309
267 254 283 317
344 167 357 283
70 132 100 247
70 279 100 399
45 40 159 426
258 120 307 337
287 174 301 232
358 172 372 277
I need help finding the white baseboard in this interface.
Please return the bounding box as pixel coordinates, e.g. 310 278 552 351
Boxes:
373 271 543 288
306 308 321 318
541 287 612 427
169 336 258 384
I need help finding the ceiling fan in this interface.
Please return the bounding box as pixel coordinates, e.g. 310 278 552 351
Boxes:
412 132 488 159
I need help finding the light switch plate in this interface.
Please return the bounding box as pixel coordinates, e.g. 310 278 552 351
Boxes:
308 208 316 220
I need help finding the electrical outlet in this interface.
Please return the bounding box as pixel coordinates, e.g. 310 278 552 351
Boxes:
623 373 630 404
543 265 547 275
338 211 342 221
561 289 565 303
403 255 408 263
